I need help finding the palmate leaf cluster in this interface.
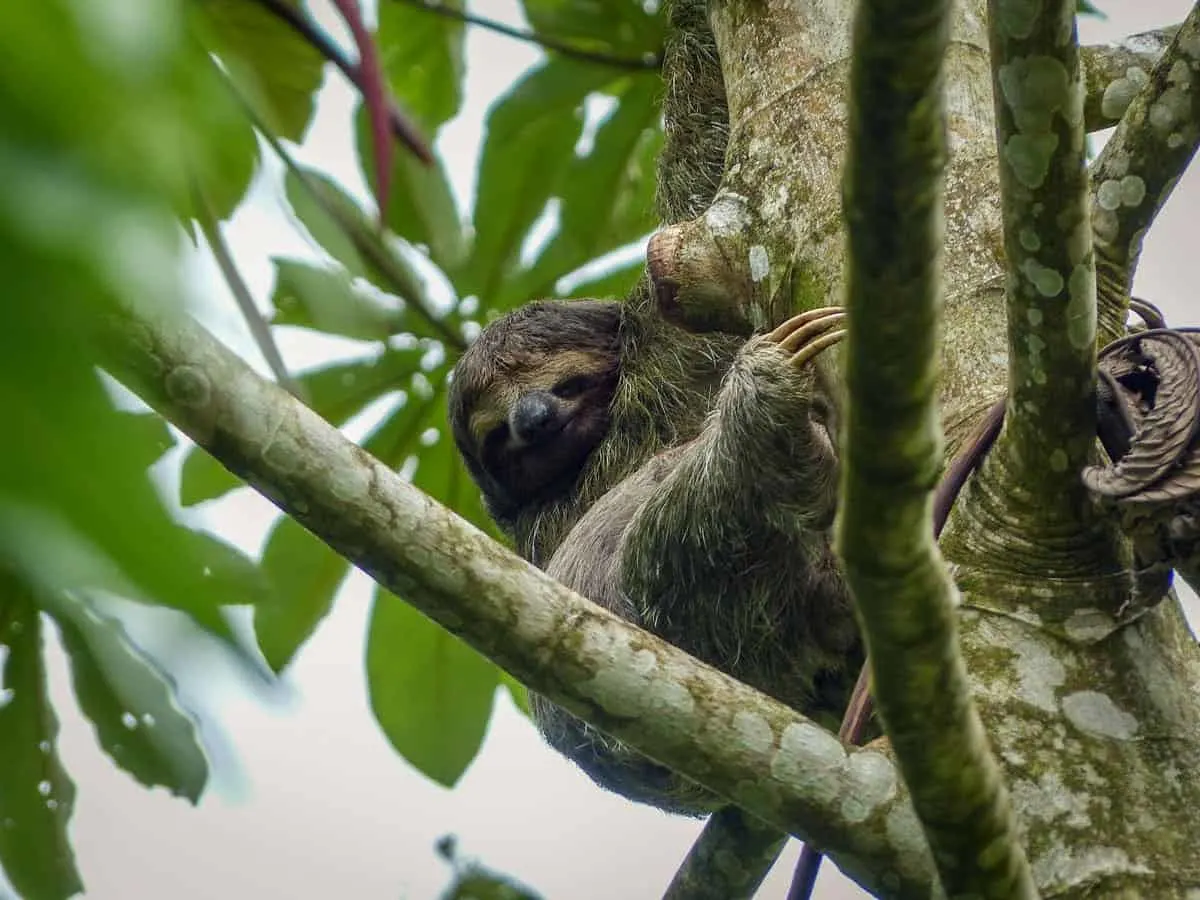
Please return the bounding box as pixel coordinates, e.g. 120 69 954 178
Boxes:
0 1 667 897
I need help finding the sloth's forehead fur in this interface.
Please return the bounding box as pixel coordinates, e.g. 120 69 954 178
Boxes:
449 299 623 447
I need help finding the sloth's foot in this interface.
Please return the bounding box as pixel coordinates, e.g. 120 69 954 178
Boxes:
764 307 846 368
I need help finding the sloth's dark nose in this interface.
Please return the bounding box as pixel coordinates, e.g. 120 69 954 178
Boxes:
512 391 563 445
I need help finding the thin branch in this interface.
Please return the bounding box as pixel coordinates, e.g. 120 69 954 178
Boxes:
251 0 432 164
663 807 786 900
393 0 662 71
330 0 395 218
1080 25 1179 133
986 0 1099 536
248 105 467 352
193 186 306 402
1091 4 1200 345
791 397 1008 899
838 0 1036 890
98 302 937 899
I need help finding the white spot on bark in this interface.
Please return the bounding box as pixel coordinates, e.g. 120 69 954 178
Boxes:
705 193 750 238
330 463 371 503
1064 609 1118 643
1032 845 1151 891
1096 179 1124 210
1004 133 1059 188
732 710 774 756
772 723 846 807
1021 258 1063 297
1118 175 1146 208
1100 68 1148 120
1011 632 1065 713
1011 771 1093 828
580 630 696 724
748 245 770 282
842 751 896 823
885 802 931 877
1062 691 1138 740
1093 208 1119 243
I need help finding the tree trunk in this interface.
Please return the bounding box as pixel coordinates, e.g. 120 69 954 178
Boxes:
653 0 1200 895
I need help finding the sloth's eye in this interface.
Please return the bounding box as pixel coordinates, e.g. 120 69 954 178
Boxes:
552 376 590 399
484 422 510 453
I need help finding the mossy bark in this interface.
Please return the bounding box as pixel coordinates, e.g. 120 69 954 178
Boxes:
651 0 1200 896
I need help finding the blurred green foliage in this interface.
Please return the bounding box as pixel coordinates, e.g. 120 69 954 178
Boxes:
0 0 669 895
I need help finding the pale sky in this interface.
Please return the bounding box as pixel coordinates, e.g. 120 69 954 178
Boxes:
18 2 1200 899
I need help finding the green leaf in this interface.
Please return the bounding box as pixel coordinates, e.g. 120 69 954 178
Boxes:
0 310 237 639
366 588 498 787
179 39 261 224
410 413 494 536
520 0 665 57
271 257 407 341
282 167 434 319
500 672 531 718
360 382 444 470
463 58 618 303
112 410 177 471
179 447 245 507
254 517 350 673
38 591 208 803
192 0 325 142
353 106 468 276
186 530 275 612
508 76 660 303
284 168 376 280
355 367 496 535
560 257 644 301
442 866 543 900
0 584 82 900
299 346 425 427
376 0 466 131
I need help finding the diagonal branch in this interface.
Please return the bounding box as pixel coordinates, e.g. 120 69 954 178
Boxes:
663 807 785 900
987 0 1099 539
97 301 937 899
1091 4 1200 345
193 185 305 402
392 0 662 71
249 110 466 352
250 0 432 163
838 0 1036 893
1081 25 1179 133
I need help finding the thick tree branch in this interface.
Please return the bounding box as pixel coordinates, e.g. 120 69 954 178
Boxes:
839 0 1036 894
987 0 1098 544
1081 26 1179 133
1091 5 1200 345
98 302 936 899
392 0 662 71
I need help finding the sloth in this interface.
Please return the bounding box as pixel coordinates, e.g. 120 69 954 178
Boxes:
448 291 861 815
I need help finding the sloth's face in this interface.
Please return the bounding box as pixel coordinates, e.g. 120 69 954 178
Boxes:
448 301 623 524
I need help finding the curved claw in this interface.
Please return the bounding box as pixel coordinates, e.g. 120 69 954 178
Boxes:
789 328 846 368
763 308 847 369
764 306 844 344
